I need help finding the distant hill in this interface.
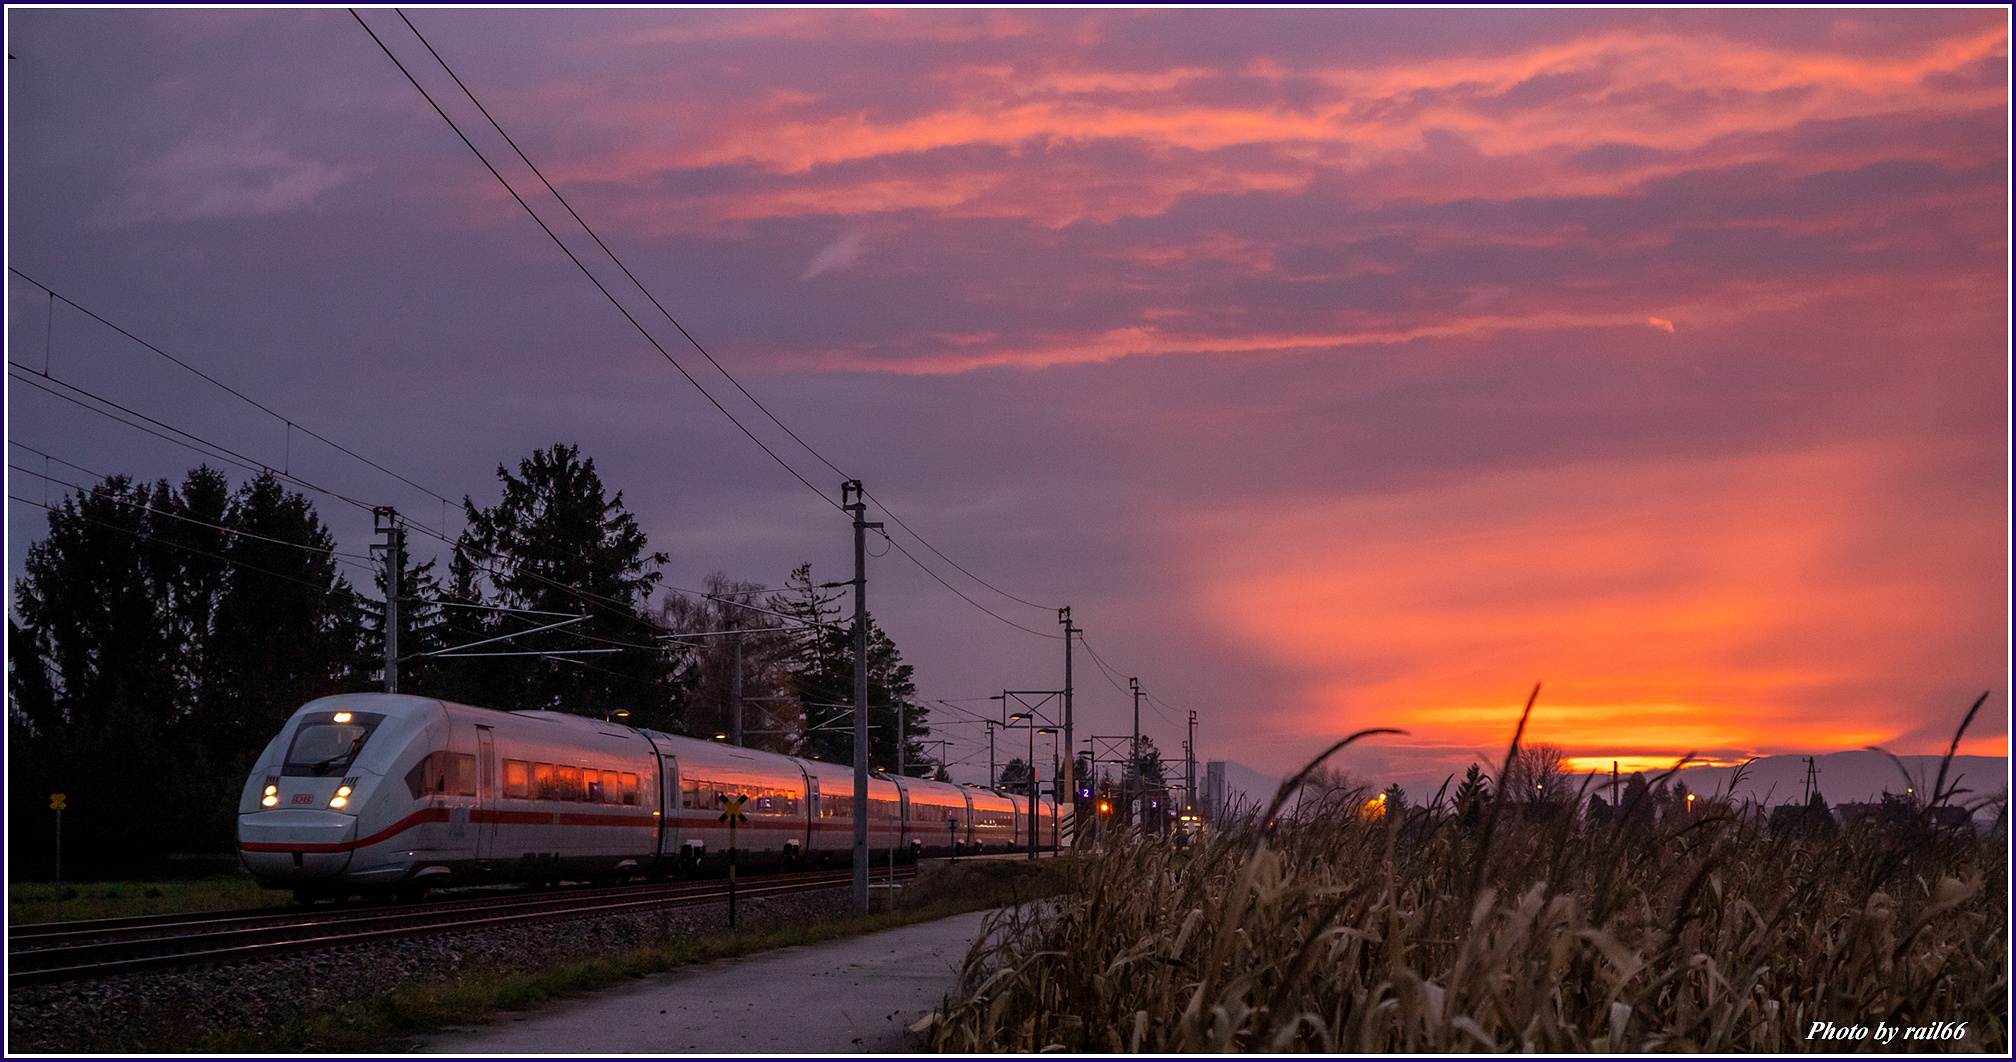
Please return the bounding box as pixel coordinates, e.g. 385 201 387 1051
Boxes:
1585 752 2007 819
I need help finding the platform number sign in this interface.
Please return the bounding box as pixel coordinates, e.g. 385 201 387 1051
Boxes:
718 793 748 927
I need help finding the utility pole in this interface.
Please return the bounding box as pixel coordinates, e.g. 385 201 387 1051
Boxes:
1059 607 1077 846
1129 677 1141 830
988 721 998 789
844 481 882 913
372 508 402 694
728 608 743 747
897 696 906 777
1187 710 1197 816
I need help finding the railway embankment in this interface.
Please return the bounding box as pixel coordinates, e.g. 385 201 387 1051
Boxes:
7 854 1074 1053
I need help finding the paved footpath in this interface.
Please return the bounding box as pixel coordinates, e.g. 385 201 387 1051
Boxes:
414 907 1001 1054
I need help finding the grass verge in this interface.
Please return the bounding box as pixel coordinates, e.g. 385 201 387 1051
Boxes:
161 855 1076 1054
8 874 294 924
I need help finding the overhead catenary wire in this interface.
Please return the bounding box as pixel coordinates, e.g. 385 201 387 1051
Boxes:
7 459 373 565
9 478 672 662
9 493 374 605
388 9 1059 621
349 8 840 514
359 9 1062 633
15 17 1086 735
8 366 390 522
13 443 675 655
7 268 455 512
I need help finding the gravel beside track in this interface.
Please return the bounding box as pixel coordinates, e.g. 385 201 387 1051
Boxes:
7 886 851 1053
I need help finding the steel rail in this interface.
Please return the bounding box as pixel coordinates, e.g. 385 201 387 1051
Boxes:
9 865 915 986
10 874 787 948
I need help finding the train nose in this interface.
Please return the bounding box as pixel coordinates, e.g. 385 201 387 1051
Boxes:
238 809 357 881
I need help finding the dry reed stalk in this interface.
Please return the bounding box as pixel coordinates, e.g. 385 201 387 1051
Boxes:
918 697 2007 1053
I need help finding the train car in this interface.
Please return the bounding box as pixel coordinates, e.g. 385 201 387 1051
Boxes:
238 694 664 901
964 787 1021 853
240 692 971 901
893 776 972 856
646 733 811 871
798 758 904 862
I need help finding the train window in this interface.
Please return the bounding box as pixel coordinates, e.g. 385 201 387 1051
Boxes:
403 751 478 799
823 794 853 819
620 773 639 806
281 712 385 777
683 777 723 811
532 762 558 800
585 770 606 804
502 759 531 799
555 765 584 802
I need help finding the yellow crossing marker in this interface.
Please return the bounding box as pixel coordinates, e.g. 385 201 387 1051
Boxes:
718 793 748 926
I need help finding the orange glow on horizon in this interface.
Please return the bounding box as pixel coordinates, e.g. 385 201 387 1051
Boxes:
1185 440 2007 770
1564 755 1750 775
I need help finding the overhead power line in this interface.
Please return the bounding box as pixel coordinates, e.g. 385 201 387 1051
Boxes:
349 8 840 513
9 366 384 519
356 8 1063 632
7 267 455 511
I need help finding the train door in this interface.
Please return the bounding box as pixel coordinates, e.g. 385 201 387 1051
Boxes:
961 791 976 852
898 786 912 853
805 775 823 858
658 754 682 867
475 725 497 862
792 765 812 863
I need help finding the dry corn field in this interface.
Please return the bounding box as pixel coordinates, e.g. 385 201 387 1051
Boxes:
917 780 2006 1052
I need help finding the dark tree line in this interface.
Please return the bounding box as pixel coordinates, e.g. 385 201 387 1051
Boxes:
9 443 930 878
655 563 932 775
9 467 363 876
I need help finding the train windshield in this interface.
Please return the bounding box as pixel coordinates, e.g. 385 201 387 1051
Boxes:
283 711 385 777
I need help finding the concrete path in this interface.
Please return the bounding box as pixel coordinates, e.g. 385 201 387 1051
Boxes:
414 908 1001 1054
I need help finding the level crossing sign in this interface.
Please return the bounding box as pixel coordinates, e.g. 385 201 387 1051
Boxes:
718 793 748 823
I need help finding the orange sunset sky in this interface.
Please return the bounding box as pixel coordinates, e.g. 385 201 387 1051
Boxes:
7 8 2008 787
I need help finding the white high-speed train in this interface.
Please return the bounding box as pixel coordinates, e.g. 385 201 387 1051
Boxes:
237 693 1059 902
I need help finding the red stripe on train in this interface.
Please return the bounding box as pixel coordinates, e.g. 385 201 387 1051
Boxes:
240 807 449 853
242 806 657 853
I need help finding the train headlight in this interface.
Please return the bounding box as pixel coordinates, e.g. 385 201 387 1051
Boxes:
330 785 352 809
262 784 279 808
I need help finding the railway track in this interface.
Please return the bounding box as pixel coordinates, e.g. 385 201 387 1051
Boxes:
8 865 916 985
